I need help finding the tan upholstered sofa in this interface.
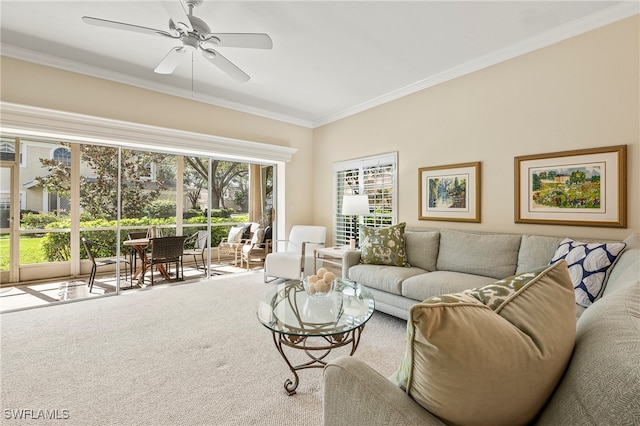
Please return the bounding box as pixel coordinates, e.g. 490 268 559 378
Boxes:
324 231 639 425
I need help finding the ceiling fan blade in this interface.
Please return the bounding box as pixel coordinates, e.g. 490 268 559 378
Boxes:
162 1 193 33
82 16 177 39
201 49 250 83
204 33 273 49
154 46 187 74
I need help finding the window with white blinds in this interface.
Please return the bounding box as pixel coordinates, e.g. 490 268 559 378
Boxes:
333 152 398 246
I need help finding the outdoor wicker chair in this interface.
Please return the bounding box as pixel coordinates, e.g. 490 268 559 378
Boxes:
147 235 188 286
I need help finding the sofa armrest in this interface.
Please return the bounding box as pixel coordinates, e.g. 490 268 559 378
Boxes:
323 356 446 426
342 250 362 277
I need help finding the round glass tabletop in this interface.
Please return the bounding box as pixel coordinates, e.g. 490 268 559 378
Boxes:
257 278 375 337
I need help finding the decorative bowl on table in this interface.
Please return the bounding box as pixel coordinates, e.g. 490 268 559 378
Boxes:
303 268 336 297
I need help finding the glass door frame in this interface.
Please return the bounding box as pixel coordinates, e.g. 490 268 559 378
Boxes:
1 158 19 283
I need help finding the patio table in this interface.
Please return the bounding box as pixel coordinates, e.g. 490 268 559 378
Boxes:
123 238 170 285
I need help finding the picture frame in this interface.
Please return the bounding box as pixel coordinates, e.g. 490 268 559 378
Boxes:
515 145 626 227
418 162 481 222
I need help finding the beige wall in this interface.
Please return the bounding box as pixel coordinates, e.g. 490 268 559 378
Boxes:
1 16 638 244
313 16 639 243
0 58 315 234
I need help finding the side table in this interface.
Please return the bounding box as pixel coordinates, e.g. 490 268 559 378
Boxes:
314 245 358 279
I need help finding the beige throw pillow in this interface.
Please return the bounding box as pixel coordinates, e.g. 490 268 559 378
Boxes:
394 261 576 426
227 226 245 243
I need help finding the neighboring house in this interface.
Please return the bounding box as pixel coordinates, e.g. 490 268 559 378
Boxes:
1 139 73 214
2 139 185 216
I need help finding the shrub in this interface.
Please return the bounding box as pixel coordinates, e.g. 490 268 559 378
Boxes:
143 200 176 218
38 214 247 262
211 208 233 218
20 212 60 230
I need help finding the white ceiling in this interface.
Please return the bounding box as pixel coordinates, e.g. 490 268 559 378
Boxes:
1 1 638 128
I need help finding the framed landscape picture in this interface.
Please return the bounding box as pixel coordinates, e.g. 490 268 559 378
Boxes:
419 162 481 222
515 145 627 227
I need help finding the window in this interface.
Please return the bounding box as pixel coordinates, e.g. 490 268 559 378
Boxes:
0 139 15 162
333 152 397 246
52 147 71 166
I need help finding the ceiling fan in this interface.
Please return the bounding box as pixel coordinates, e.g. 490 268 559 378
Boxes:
82 0 272 83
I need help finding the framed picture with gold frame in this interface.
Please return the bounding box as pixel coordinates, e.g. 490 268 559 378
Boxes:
515 145 626 227
418 162 481 222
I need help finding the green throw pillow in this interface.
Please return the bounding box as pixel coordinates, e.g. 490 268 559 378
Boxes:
360 222 407 267
393 261 576 425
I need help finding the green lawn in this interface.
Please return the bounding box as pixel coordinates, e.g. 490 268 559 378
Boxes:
0 236 47 269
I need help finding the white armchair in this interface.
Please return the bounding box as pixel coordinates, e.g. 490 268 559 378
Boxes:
264 225 326 282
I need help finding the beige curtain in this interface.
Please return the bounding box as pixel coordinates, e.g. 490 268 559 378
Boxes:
249 164 262 223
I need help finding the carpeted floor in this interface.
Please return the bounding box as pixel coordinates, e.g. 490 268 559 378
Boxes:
0 271 407 425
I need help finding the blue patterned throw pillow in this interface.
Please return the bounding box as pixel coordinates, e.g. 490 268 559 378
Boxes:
549 238 626 307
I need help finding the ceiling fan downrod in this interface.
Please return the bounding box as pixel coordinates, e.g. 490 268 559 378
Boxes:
184 0 203 16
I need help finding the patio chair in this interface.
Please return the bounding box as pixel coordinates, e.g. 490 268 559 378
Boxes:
241 227 272 270
183 230 209 270
217 222 260 265
147 235 188 286
264 225 326 282
127 231 148 273
81 237 130 292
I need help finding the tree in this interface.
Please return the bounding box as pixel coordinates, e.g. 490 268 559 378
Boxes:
37 145 169 219
184 162 206 210
184 157 248 209
569 170 586 185
234 188 248 211
532 173 541 191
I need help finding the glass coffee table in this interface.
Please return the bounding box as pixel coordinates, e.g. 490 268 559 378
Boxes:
257 278 375 395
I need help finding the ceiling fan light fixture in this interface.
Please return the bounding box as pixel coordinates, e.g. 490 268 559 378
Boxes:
182 36 198 51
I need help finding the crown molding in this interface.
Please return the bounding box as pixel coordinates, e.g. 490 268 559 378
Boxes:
312 2 639 128
0 102 298 163
2 2 637 130
0 45 314 129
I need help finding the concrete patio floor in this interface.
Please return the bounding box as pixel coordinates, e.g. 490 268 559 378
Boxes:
0 261 257 313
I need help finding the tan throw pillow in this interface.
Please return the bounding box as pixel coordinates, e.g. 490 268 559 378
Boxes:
360 222 407 267
394 261 576 426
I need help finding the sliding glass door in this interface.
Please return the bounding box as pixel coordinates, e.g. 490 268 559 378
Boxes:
0 134 277 306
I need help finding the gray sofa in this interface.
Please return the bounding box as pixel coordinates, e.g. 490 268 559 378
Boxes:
343 228 633 320
325 230 639 425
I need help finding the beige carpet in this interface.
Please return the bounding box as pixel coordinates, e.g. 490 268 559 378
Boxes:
0 271 407 425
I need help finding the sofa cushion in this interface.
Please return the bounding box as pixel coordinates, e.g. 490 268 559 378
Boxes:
603 233 639 297
516 234 563 274
436 229 521 279
401 270 496 301
394 261 576 426
348 264 425 295
404 231 440 271
549 237 626 307
360 222 407 267
535 267 640 425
